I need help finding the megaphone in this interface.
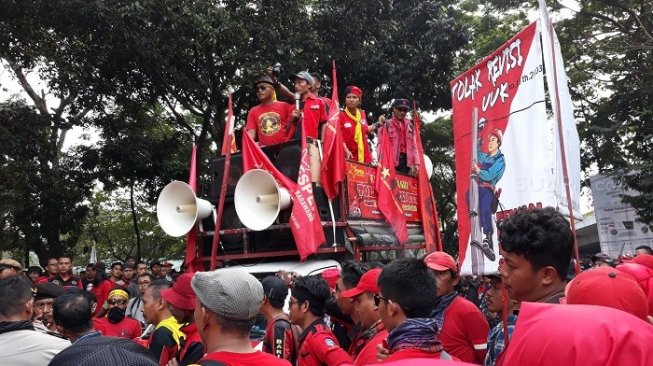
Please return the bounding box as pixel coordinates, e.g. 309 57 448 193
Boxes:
424 154 434 179
234 169 291 231
157 181 213 237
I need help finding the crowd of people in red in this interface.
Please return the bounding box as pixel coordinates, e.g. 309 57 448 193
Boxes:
1 208 652 366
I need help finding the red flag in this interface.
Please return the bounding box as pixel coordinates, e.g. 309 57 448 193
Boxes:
375 129 409 244
242 130 326 260
321 61 345 200
184 144 202 273
413 103 443 252
221 92 237 156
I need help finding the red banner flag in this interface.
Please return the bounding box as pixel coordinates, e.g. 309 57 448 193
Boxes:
413 104 443 252
242 130 325 260
321 61 345 200
184 144 202 273
375 129 409 244
221 92 237 156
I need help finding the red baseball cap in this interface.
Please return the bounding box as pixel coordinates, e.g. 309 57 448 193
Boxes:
424 251 457 272
321 268 341 292
160 273 196 310
566 267 649 320
341 269 382 298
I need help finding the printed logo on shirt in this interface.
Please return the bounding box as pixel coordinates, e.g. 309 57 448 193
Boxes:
325 338 336 347
344 122 352 128
258 112 282 136
310 105 319 110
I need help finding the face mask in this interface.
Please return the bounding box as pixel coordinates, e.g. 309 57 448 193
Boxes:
107 307 126 324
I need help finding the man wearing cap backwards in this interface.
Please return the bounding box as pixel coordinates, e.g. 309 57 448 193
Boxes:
483 275 518 366
378 99 419 176
339 86 382 164
289 274 352 366
0 258 23 279
142 281 185 366
190 269 290 366
94 288 142 339
340 268 388 365
472 128 505 259
424 251 489 364
32 282 66 333
0 276 70 365
246 75 295 147
260 275 298 363
160 273 205 366
292 71 329 182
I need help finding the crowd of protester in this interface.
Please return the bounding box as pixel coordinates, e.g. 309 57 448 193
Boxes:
1 207 653 365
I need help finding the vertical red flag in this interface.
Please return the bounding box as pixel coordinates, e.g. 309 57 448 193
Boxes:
184 144 202 273
221 92 237 156
375 129 409 244
321 61 345 200
413 103 443 252
242 130 325 260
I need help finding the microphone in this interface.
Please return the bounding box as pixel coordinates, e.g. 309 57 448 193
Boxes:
295 92 301 110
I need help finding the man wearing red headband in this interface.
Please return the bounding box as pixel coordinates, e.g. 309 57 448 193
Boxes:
339 86 382 164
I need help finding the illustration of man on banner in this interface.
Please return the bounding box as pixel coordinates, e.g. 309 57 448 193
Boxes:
471 123 505 260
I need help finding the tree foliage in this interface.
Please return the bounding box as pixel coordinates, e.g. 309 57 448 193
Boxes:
76 192 184 263
0 101 96 262
1 0 550 261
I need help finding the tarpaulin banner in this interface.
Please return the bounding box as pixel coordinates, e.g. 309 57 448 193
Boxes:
451 21 555 275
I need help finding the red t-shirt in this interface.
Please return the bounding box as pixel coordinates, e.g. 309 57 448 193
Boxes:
35 276 50 284
353 328 388 365
89 279 114 316
198 350 291 366
245 101 294 146
94 316 142 339
339 109 372 164
297 320 352 366
302 95 328 139
439 296 489 364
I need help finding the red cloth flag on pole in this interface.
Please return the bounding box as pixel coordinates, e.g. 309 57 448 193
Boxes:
375 129 409 244
242 129 325 260
413 103 443 252
321 60 345 200
184 144 202 273
221 92 237 156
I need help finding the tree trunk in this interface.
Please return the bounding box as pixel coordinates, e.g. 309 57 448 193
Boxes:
129 181 142 260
